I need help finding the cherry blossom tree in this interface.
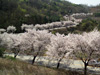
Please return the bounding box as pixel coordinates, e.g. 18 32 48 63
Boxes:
71 13 93 19
7 26 16 33
0 29 6 34
34 21 77 30
0 33 11 48
21 24 34 31
9 33 27 58
0 33 4 47
22 29 53 64
71 30 100 75
1 32 26 58
46 33 74 69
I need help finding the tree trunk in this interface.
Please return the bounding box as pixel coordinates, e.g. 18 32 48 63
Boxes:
57 62 60 69
56 58 62 69
84 63 88 75
32 56 37 65
13 50 20 58
14 54 17 58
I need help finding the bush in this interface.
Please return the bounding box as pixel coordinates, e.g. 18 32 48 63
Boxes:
4 56 16 61
0 47 5 57
94 13 100 17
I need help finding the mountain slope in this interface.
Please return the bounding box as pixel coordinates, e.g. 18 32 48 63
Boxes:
0 0 89 32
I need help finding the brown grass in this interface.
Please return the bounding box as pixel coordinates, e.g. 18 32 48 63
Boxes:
0 58 85 75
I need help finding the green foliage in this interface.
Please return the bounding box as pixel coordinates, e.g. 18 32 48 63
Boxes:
4 56 16 61
97 22 100 30
51 31 57 34
77 19 98 32
67 19 98 33
51 19 99 34
0 0 89 32
51 28 68 35
0 47 5 57
94 13 100 17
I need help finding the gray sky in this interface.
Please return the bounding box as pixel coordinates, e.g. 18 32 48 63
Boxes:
67 0 100 6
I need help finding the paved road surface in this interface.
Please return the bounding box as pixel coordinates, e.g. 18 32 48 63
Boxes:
4 54 100 75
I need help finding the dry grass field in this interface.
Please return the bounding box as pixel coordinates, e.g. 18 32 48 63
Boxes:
0 58 85 75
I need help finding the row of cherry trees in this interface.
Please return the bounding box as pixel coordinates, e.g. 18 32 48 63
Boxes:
0 27 100 75
21 21 77 30
0 21 76 33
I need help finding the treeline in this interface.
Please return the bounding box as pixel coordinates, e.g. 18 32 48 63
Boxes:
0 0 89 32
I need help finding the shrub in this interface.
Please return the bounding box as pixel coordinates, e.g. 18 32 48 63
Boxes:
4 56 16 61
0 47 5 57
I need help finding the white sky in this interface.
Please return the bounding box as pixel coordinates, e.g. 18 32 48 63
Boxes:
67 0 100 6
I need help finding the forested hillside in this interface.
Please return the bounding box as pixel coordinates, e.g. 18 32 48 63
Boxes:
0 0 89 32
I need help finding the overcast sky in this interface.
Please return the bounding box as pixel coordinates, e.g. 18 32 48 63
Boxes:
67 0 100 6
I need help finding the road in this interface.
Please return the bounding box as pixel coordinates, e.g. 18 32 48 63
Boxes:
4 54 100 75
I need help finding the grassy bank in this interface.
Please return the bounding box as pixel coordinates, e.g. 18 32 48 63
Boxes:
0 58 85 75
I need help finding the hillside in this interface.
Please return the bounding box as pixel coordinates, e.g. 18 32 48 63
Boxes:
90 5 100 21
0 58 84 75
51 18 99 34
0 0 89 32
